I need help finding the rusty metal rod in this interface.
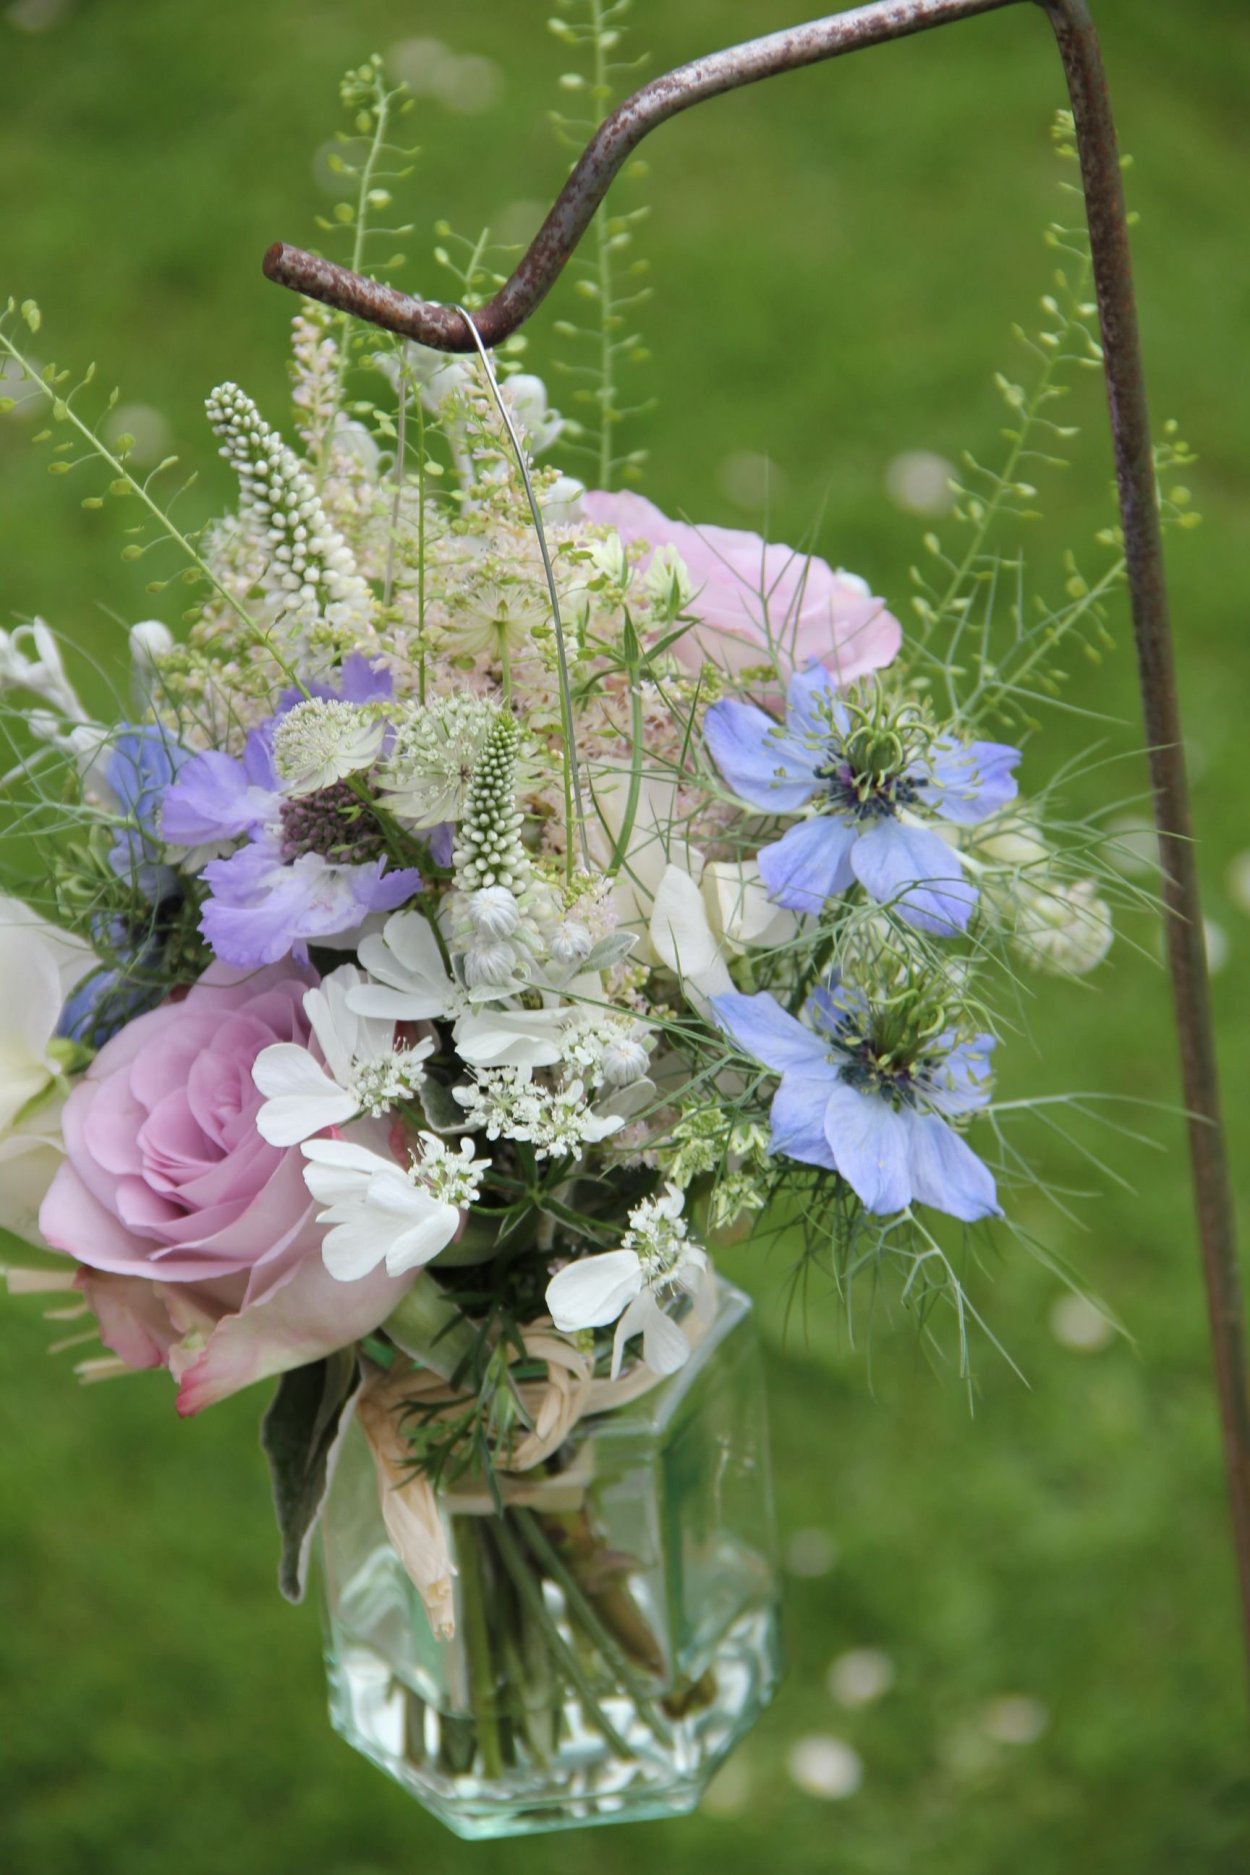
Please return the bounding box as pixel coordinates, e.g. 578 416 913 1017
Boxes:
263 0 1250 1686
1042 0 1250 1661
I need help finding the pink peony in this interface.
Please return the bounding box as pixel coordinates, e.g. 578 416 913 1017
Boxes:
582 489 901 686
39 964 415 1415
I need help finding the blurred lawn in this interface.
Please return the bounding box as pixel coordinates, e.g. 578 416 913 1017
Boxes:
2 2 1250 1871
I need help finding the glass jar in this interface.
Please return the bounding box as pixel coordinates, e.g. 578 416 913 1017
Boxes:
318 1278 781 1838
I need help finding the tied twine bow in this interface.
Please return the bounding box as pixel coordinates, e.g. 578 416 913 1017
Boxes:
355 1314 709 1640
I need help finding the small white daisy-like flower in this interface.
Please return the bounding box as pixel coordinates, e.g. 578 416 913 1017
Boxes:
410 1131 491 1208
545 1183 713 1378
271 698 386 796
348 909 464 1023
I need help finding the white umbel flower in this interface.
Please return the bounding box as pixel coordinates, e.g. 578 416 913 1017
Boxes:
252 964 434 1146
300 1136 479 1281
271 698 386 796
377 693 497 830
545 1185 712 1378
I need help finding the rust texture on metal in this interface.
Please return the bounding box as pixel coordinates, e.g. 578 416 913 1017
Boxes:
264 0 1250 1684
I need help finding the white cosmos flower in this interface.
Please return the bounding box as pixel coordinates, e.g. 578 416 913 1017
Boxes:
300 1137 474 1281
545 1184 713 1379
252 964 434 1147
348 909 463 1022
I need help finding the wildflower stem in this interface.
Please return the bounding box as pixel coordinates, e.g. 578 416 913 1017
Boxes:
454 306 591 880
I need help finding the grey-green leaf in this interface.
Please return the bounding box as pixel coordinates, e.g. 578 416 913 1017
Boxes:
260 1349 362 1604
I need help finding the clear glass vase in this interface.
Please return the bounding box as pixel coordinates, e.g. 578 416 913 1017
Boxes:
318 1278 782 1838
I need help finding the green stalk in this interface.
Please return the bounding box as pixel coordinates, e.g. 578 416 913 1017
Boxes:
489 1512 635 1759
383 1281 478 1382
514 1508 671 1745
455 1516 506 1780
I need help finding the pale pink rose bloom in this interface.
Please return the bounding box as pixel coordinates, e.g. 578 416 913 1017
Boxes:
581 489 901 686
39 964 415 1415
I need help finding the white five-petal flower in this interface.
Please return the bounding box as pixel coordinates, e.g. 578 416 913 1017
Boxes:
348 909 463 1022
252 964 434 1147
300 1136 477 1281
545 1185 713 1378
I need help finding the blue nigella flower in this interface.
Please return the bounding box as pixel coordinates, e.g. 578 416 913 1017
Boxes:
704 667 1020 935
159 657 421 969
57 917 167 1047
713 981 1000 1221
105 726 189 904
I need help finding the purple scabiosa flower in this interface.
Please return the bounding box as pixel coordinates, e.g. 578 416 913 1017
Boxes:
713 980 1000 1221
159 660 420 968
200 843 419 969
704 667 1020 935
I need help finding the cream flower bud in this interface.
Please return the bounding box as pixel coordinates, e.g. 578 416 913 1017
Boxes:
467 885 521 940
600 1035 651 1088
463 941 518 989
643 542 694 618
549 919 592 965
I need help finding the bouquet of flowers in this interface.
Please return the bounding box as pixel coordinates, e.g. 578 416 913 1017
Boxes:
0 52 1143 1839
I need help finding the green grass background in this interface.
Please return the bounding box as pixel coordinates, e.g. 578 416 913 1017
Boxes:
2 1 1249 1869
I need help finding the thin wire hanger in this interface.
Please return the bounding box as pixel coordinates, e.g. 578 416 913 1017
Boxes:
262 0 1250 1694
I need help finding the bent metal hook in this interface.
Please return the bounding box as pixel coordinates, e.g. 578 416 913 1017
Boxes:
263 0 1250 1691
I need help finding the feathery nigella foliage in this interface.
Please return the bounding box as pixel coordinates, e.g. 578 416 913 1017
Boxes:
0 56 1189 1488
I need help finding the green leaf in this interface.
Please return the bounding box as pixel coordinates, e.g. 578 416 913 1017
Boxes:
260 1349 361 1604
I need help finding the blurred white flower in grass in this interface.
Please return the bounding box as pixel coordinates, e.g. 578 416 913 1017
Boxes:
1153 916 1228 977
783 1529 839 1578
386 39 502 113
827 1648 895 1709
1226 850 1250 917
786 1735 864 1800
717 451 787 512
103 403 172 468
1049 1291 1115 1353
6 0 73 31
885 449 956 516
981 1695 1049 1746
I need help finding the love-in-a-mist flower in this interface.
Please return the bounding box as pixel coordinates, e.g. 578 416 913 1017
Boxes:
300 1133 487 1281
705 667 1020 935
714 979 1000 1221
251 964 434 1147
545 1185 713 1378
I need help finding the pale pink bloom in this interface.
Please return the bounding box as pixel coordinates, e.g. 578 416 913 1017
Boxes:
581 489 901 686
39 963 416 1414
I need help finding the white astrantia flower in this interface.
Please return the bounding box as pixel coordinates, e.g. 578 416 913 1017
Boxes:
643 542 694 620
348 909 465 1023
453 1066 624 1161
377 693 498 830
545 1184 713 1378
301 1134 488 1282
270 698 386 796
252 964 434 1147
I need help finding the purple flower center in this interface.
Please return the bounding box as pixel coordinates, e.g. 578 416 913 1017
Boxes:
279 783 386 864
816 756 921 822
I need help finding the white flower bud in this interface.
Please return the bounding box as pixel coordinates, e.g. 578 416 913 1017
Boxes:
549 919 593 965
463 941 518 989
643 543 694 619
600 1035 651 1088
467 885 521 940
1014 880 1113 976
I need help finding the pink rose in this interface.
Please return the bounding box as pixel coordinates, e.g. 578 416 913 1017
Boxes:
582 489 901 687
39 964 414 1415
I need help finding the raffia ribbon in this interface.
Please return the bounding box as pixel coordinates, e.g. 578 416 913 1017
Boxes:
356 1308 715 1636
